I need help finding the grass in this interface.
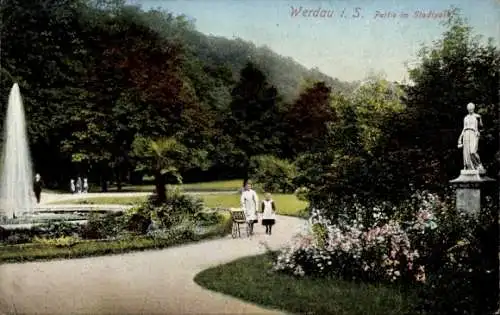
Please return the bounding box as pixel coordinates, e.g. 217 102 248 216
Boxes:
201 193 309 217
49 193 309 217
105 179 243 192
50 196 148 205
0 212 232 264
194 254 417 315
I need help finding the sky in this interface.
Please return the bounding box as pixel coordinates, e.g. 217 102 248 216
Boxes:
128 0 499 82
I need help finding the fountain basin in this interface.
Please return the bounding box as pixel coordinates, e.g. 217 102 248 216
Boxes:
0 204 133 231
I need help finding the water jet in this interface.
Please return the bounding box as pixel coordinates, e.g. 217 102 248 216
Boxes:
0 83 35 221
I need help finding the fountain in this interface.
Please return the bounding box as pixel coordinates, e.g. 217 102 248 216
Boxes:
0 84 126 238
0 83 35 220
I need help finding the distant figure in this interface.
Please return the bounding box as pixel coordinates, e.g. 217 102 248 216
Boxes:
33 173 43 204
83 178 89 193
240 181 259 235
76 177 82 194
70 179 75 194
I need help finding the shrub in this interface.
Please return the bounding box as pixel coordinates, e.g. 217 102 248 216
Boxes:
39 222 82 238
123 205 153 234
3 233 32 245
147 218 196 242
293 187 309 201
124 187 205 233
33 235 80 247
413 201 498 315
0 222 83 245
272 191 498 314
80 212 126 239
248 155 297 193
194 210 226 226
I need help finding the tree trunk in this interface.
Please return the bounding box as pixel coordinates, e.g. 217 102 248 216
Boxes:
100 162 108 192
101 177 108 192
130 171 143 185
116 166 122 192
242 158 251 187
154 170 166 203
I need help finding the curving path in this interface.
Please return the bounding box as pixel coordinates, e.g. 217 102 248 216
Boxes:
0 193 306 315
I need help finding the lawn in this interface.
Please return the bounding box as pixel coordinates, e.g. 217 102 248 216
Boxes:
194 254 416 315
201 193 308 217
49 193 309 217
51 196 148 205
105 179 244 192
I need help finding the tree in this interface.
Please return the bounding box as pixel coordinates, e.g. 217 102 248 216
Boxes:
131 136 186 203
223 62 283 184
380 10 499 192
0 0 92 186
295 77 407 206
283 81 334 157
70 4 191 190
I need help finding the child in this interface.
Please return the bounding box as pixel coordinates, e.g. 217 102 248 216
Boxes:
76 177 82 194
261 193 276 235
83 178 89 193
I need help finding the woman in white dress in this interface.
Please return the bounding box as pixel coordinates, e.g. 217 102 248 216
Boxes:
240 181 259 235
261 193 276 235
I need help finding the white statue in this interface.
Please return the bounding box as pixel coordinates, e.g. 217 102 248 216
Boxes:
457 102 485 173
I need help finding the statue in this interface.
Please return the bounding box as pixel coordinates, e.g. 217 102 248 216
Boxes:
457 102 485 174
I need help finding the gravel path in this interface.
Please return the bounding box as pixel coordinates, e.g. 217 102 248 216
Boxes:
0 193 306 315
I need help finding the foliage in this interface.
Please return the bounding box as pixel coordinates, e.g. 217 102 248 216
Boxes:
294 11 498 206
293 83 401 206
131 136 186 201
124 187 204 233
282 81 334 157
272 191 498 314
0 0 351 190
193 210 227 226
222 62 284 183
146 218 196 243
38 221 82 238
376 11 499 193
293 187 310 202
32 235 80 247
412 198 498 315
248 155 297 193
80 212 126 239
131 136 185 180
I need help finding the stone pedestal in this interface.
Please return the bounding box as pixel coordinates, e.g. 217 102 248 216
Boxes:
449 170 495 214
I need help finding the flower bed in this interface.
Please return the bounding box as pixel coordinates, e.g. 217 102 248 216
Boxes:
272 191 498 314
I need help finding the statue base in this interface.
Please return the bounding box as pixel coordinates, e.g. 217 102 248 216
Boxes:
449 170 495 214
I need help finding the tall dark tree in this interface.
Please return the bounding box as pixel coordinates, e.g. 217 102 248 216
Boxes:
223 62 283 185
283 81 334 157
